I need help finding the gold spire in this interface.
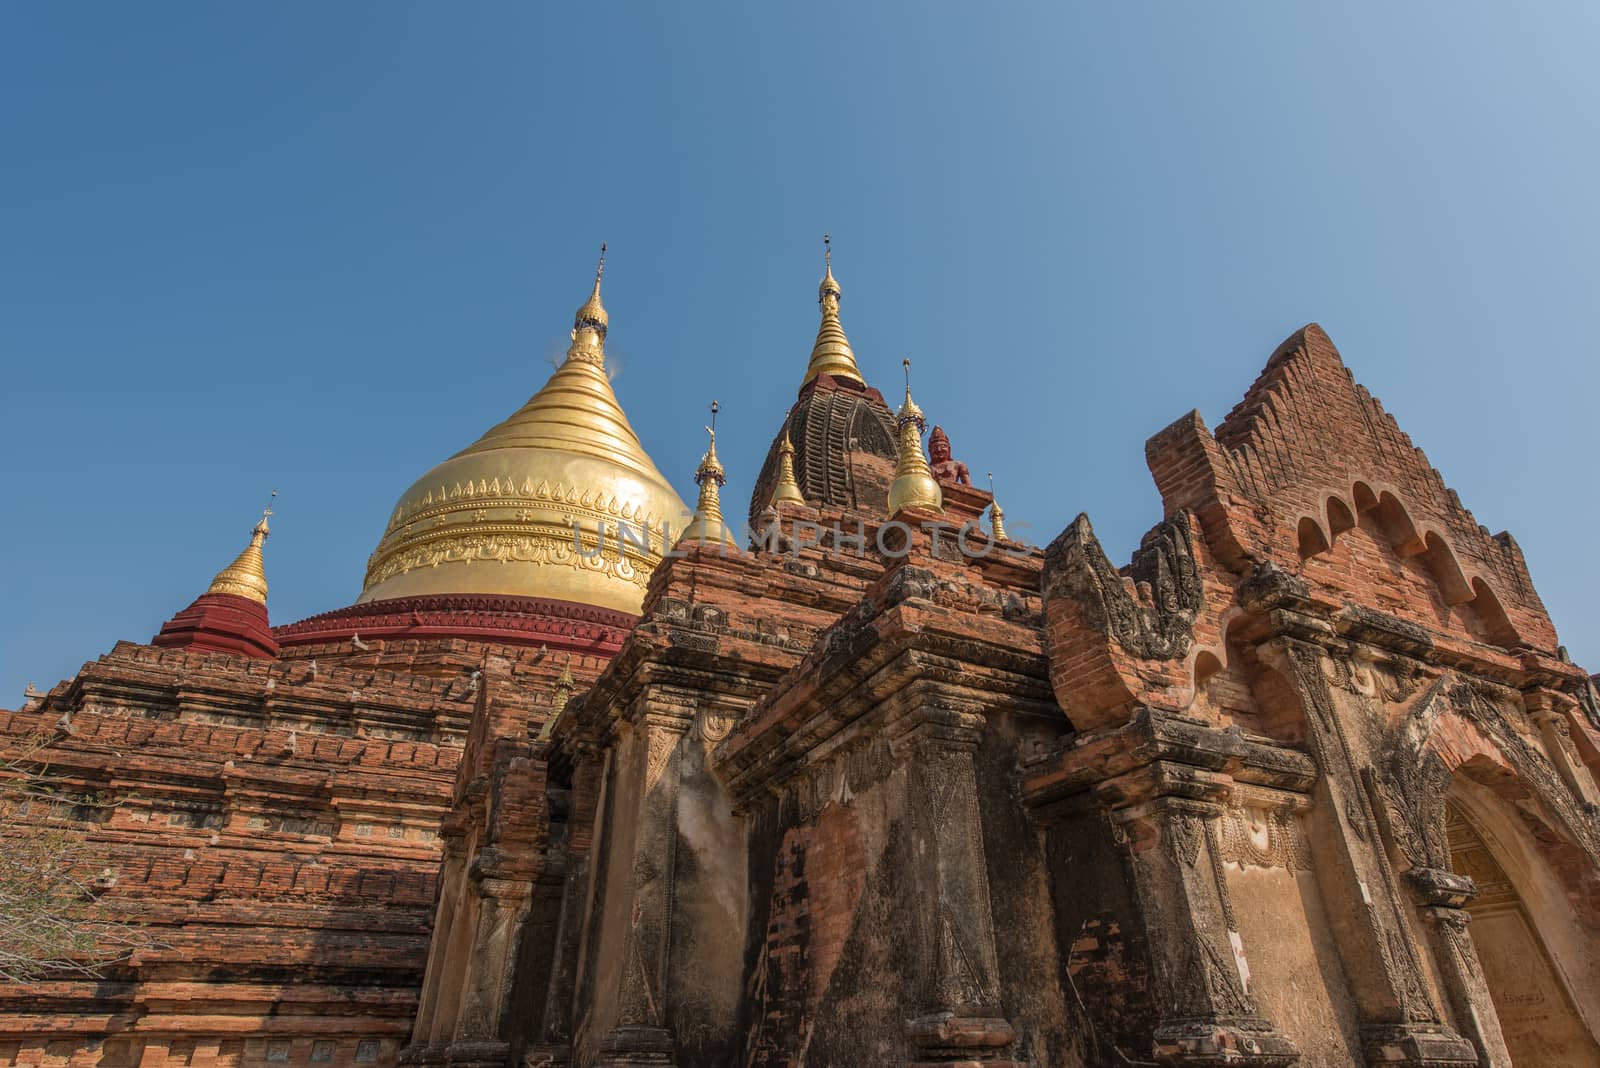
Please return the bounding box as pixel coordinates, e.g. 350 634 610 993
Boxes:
679 401 739 548
568 242 609 364
539 655 577 741
888 360 942 515
554 654 575 713
987 472 1009 543
768 415 807 508
800 234 865 387
208 496 274 604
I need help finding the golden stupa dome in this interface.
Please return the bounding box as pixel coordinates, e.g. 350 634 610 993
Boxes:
358 249 691 615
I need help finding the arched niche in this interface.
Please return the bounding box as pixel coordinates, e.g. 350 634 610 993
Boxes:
1352 482 1426 557
1467 578 1518 648
1183 612 1273 733
1298 478 1524 648
1326 495 1356 538
1421 531 1474 606
1297 515 1330 560
1231 658 1309 744
1368 680 1600 1065
1447 786 1600 1064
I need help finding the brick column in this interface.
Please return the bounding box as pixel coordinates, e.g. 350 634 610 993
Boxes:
446 875 536 1066
598 716 687 1068
1407 868 1512 1068
1262 639 1478 1067
888 706 1019 1067
536 743 607 1053
1525 689 1600 809
1109 791 1300 1066
405 844 466 1062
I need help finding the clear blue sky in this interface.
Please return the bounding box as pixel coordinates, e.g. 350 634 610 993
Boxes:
3 3 1597 700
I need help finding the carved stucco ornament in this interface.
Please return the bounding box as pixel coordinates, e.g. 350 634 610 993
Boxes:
784 735 895 824
1043 512 1203 660
1218 804 1306 871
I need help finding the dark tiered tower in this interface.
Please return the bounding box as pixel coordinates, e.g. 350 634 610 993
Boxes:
748 243 898 527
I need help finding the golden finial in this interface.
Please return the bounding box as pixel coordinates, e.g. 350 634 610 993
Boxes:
680 401 738 547
769 410 807 508
820 233 837 298
569 242 609 363
541 654 577 740
702 399 725 479
888 361 942 514
551 653 576 719
207 492 275 604
987 472 1008 543
800 233 864 387
898 358 925 424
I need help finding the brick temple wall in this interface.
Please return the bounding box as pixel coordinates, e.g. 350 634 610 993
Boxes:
0 638 587 1068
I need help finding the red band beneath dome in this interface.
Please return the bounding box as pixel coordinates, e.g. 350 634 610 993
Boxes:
274 593 636 656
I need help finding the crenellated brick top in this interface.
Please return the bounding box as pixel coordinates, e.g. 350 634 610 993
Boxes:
1145 324 1556 652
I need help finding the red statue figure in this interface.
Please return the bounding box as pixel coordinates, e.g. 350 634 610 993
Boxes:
928 425 971 486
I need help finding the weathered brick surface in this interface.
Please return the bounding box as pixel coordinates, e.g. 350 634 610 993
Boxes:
461 325 1600 1067
0 634 599 1067
11 324 1600 1067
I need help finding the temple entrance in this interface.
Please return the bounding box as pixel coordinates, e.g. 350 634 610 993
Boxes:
1447 807 1600 1066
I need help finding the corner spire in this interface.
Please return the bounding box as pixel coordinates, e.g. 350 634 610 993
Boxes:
800 233 865 388
768 413 807 509
679 401 739 548
987 472 1009 543
155 494 280 658
888 360 942 515
568 242 609 365
207 495 274 604
554 654 575 713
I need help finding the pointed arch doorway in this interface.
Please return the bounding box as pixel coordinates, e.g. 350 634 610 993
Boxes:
1447 806 1600 1066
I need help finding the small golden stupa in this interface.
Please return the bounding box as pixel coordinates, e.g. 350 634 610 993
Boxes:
207 506 272 604
767 419 807 509
678 401 741 549
987 472 1009 543
887 359 943 515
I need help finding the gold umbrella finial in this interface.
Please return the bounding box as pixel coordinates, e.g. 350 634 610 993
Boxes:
898 358 924 426
704 399 722 461
257 489 277 535
569 242 610 362
819 232 838 300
